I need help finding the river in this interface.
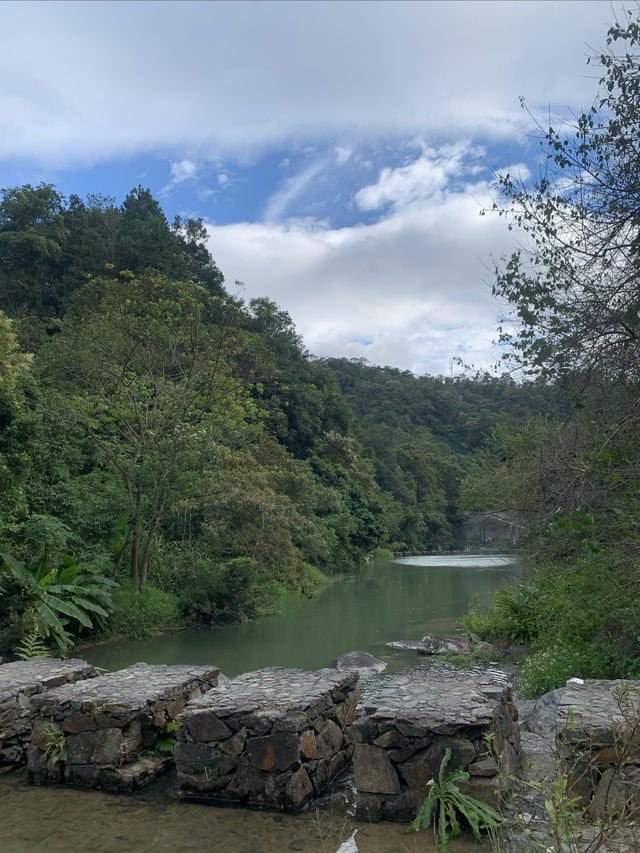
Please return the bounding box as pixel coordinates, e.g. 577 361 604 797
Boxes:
0 553 518 853
85 552 519 676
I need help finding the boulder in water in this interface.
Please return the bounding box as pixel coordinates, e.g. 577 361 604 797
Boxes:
334 651 387 676
417 635 471 655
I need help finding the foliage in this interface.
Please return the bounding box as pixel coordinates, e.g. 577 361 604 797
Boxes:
151 719 179 755
15 629 52 660
0 178 563 638
0 551 116 653
411 747 502 850
491 11 640 382
42 272 258 584
43 724 67 764
106 581 182 639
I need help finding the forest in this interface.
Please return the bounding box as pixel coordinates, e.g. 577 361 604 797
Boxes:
0 179 556 659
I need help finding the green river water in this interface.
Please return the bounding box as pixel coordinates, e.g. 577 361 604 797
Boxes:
0 553 519 853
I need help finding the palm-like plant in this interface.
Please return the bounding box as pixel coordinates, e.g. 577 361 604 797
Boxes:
0 552 117 652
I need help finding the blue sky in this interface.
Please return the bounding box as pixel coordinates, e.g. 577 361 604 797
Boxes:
0 0 615 375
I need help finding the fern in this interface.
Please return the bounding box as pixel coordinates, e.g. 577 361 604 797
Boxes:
15 630 52 660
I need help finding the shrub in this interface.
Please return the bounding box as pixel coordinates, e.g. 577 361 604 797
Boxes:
106 582 182 639
176 555 279 625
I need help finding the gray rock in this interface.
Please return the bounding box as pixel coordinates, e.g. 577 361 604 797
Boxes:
353 743 400 794
334 651 387 676
386 641 421 650
417 635 471 655
526 687 565 735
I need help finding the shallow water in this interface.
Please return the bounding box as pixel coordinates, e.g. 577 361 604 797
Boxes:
2 553 517 852
0 769 477 853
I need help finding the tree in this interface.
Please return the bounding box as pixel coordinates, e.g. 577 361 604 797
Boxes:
0 311 38 533
0 183 68 316
116 186 187 279
41 273 257 585
172 215 226 297
491 11 640 382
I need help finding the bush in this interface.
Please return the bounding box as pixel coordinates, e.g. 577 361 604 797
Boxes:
297 563 330 598
106 582 182 639
175 554 279 625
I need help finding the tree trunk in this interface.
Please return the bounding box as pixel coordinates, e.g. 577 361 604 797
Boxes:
130 531 140 581
140 509 163 587
113 537 131 578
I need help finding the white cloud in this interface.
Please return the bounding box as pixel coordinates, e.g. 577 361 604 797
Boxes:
170 159 198 183
335 146 353 166
0 1 612 165
208 169 517 376
355 143 484 211
263 159 326 222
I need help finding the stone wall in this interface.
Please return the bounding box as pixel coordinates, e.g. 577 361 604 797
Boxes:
176 666 359 811
27 661 221 792
556 678 640 817
0 658 98 772
351 668 521 821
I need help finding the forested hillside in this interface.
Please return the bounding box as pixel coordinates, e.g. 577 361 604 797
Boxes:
0 181 556 658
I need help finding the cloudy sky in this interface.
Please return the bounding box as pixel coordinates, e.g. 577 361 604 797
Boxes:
0 0 615 375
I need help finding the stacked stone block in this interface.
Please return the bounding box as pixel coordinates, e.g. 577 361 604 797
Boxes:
175 666 359 811
557 678 640 816
351 668 521 821
27 661 220 791
0 658 97 772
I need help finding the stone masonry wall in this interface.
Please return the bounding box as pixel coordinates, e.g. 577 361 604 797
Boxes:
0 658 98 772
27 661 221 792
351 668 521 822
557 678 640 817
176 666 359 811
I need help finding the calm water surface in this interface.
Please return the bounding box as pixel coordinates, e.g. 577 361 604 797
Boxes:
0 553 518 853
86 553 520 675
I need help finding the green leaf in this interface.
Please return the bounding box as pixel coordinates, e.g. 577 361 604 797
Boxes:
43 594 93 628
70 597 109 618
34 599 66 633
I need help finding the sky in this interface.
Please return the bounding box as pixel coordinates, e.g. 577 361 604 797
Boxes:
0 0 617 376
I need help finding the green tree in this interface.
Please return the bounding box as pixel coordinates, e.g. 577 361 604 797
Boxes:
116 186 188 279
41 273 257 585
172 215 226 297
0 183 68 317
0 311 39 533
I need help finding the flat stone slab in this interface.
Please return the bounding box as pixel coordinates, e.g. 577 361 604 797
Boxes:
0 659 98 703
186 666 356 718
361 668 512 728
558 678 638 739
31 662 220 717
353 668 521 822
176 666 359 811
27 662 221 791
0 659 98 771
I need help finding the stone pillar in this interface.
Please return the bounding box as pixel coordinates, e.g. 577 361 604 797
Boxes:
176 666 359 811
